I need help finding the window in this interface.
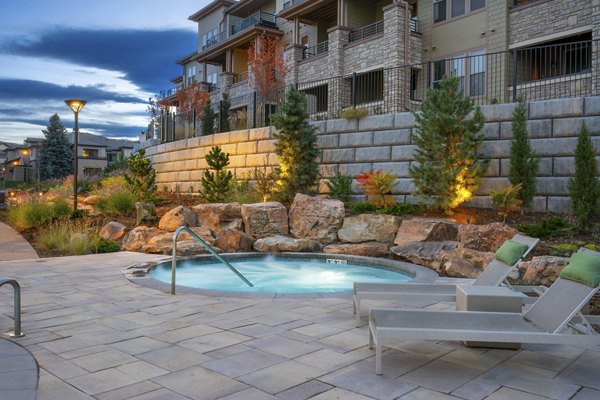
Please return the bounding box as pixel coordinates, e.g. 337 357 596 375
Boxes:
471 0 485 11
434 0 447 23
202 27 219 49
350 69 384 105
469 49 485 96
207 73 218 85
433 60 446 88
301 84 328 114
450 55 466 92
82 148 99 158
410 68 420 101
451 0 465 17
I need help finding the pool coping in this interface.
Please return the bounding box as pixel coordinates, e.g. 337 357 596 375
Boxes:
122 252 439 299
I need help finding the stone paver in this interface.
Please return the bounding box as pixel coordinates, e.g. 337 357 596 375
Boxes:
0 221 38 260
0 252 599 400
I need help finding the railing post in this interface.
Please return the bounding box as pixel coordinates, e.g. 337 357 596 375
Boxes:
512 48 518 102
253 91 257 129
426 61 432 89
0 279 24 338
192 109 196 137
351 72 357 107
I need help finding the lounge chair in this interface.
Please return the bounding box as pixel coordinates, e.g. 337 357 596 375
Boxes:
353 234 540 326
368 249 600 374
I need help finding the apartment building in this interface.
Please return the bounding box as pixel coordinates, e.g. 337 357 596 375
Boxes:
159 0 599 131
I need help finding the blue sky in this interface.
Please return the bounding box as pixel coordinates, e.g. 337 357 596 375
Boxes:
0 0 211 143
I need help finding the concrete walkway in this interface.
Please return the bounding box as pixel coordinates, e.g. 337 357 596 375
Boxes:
0 222 38 261
0 252 599 400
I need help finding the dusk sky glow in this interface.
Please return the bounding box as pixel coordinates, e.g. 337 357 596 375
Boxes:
0 0 211 143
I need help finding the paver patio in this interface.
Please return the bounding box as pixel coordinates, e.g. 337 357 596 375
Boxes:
1 251 599 400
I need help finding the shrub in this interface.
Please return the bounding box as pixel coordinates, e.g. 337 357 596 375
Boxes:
518 216 571 239
253 166 278 202
569 122 600 231
508 97 538 210
356 170 398 208
202 98 216 135
351 202 378 214
97 191 137 215
124 149 156 201
92 239 121 254
549 243 580 256
410 76 488 213
36 220 103 255
201 146 233 202
52 197 71 219
327 173 353 202
340 107 369 121
378 202 421 216
7 202 55 231
272 87 320 203
226 179 258 204
95 175 130 197
490 184 523 223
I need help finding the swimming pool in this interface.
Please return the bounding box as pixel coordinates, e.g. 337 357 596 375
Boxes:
146 254 419 294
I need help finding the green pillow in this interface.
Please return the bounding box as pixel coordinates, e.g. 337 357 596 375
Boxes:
494 240 529 266
559 252 600 288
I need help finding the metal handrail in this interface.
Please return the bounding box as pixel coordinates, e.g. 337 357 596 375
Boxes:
349 20 384 43
303 40 329 59
0 278 24 338
171 225 253 294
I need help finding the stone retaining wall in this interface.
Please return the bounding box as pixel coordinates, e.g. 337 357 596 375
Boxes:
141 96 600 213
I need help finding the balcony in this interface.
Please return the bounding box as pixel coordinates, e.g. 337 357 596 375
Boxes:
283 0 305 9
159 87 179 99
410 17 419 33
203 31 227 51
233 71 250 84
303 41 329 59
348 20 383 43
231 11 277 35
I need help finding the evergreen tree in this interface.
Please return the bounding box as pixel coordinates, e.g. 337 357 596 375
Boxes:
410 76 488 213
508 97 538 210
202 98 216 135
220 92 231 133
569 122 599 231
40 114 73 180
271 87 320 203
124 149 156 201
201 146 233 202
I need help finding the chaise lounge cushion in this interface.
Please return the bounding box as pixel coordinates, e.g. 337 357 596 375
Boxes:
559 252 600 288
493 240 529 266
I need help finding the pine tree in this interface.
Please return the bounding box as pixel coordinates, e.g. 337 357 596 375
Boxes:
409 76 488 213
40 114 73 180
220 92 231 133
508 97 538 210
124 149 156 201
271 87 320 203
569 122 599 231
202 98 216 135
201 146 233 202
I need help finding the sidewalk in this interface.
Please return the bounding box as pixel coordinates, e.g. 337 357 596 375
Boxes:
0 222 38 261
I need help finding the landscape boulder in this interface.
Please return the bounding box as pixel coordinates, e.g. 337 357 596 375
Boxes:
288 194 345 244
338 214 401 243
323 242 390 258
193 203 243 232
121 226 165 252
391 241 459 273
253 235 322 253
442 247 494 279
158 206 197 232
457 222 517 252
394 217 458 246
519 256 570 286
241 202 289 239
146 226 218 255
99 221 127 242
216 229 254 252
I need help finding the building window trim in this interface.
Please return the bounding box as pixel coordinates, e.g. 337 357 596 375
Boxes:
432 47 487 97
432 0 486 25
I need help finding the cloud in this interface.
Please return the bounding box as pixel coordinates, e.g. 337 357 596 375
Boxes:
5 28 197 94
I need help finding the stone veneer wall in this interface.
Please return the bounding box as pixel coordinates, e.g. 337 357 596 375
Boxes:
142 96 600 213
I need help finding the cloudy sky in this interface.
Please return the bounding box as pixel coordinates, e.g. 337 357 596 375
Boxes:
0 0 211 143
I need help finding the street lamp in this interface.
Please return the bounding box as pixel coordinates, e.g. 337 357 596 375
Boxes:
65 99 86 212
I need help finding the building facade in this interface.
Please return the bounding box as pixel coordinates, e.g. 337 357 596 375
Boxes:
158 0 599 133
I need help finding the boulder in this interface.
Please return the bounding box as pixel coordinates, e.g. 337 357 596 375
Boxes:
519 256 570 286
193 203 243 232
323 242 390 258
146 227 219 255
457 222 517 252
394 217 458 246
288 194 345 244
253 235 322 253
391 241 459 273
442 247 494 279
121 226 165 252
158 206 197 232
99 221 127 241
216 229 254 253
136 202 157 226
338 214 401 243
241 202 289 239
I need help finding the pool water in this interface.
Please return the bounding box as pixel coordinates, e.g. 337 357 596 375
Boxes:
149 256 412 293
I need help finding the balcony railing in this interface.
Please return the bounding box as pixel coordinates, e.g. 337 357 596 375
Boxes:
348 20 383 43
303 40 329 59
283 0 305 10
410 17 419 33
233 71 250 84
231 11 277 35
159 87 178 99
203 30 227 51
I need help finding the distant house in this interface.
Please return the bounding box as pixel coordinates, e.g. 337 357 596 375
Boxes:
1 141 34 182
67 132 137 177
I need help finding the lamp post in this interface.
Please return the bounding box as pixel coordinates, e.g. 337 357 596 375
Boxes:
65 99 86 212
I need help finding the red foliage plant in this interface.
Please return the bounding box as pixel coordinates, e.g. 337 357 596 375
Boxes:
176 81 210 122
247 35 287 97
356 169 399 207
